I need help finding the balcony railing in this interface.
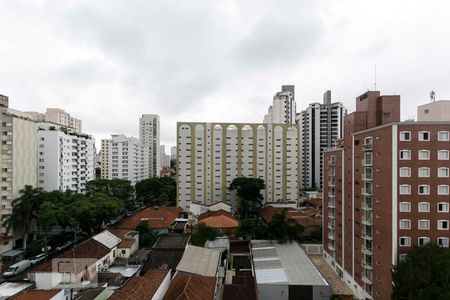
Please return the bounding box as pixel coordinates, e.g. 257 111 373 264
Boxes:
361 199 372 211
361 159 372 166
361 244 373 255
328 201 335 208
362 272 373 284
328 243 335 251
328 180 336 187
328 233 335 240
328 222 335 230
361 259 373 270
363 143 373 151
362 215 373 226
361 187 373 196
362 172 373 181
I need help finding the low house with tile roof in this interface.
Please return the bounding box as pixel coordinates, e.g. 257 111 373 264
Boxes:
108 269 170 300
28 230 122 290
189 201 231 217
163 272 217 300
260 206 321 236
198 210 239 235
107 229 139 259
115 207 182 234
12 289 65 300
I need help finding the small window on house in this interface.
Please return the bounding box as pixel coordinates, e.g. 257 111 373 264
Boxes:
438 202 449 213
438 185 449 195
399 167 411 177
418 150 430 160
400 131 411 141
419 131 430 141
418 237 430 246
438 220 449 230
418 220 430 230
399 219 411 230
438 167 449 178
400 150 411 160
399 202 411 212
418 167 430 177
438 237 449 247
438 131 449 141
438 150 449 160
419 185 430 195
418 202 430 212
399 236 411 247
399 185 411 195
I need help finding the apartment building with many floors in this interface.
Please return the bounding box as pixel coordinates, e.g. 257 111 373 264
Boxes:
100 134 145 184
263 85 296 124
176 122 301 211
323 91 450 299
0 107 38 252
37 123 95 193
139 114 161 178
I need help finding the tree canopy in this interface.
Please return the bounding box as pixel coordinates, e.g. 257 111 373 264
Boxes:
135 177 176 205
392 243 450 300
191 223 219 247
268 209 304 243
229 177 265 219
85 179 134 209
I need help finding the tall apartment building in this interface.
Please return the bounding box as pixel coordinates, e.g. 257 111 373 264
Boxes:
139 114 160 178
0 94 8 108
177 122 301 211
0 108 37 252
100 134 144 184
263 85 296 124
417 100 450 121
37 123 95 193
27 108 82 133
170 146 176 161
323 91 450 299
160 145 171 168
297 90 346 190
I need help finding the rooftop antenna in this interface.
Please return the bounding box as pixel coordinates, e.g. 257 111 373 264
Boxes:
430 90 435 102
374 64 377 91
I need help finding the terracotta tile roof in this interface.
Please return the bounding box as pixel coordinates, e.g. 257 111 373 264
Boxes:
118 239 135 249
108 269 170 300
30 239 110 273
260 206 321 228
306 197 323 208
223 276 257 300
107 229 132 239
198 210 238 229
163 272 216 300
116 207 182 230
12 289 61 300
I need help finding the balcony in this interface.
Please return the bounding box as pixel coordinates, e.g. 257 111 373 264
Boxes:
361 187 372 196
328 201 335 208
361 199 373 211
328 179 336 187
328 222 335 230
361 172 373 181
361 259 373 270
328 170 336 177
328 233 335 240
363 143 373 151
328 243 335 251
328 159 336 166
361 215 373 226
361 158 372 166
362 273 373 284
361 244 373 255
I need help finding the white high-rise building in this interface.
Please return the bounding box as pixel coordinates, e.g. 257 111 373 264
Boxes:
37 123 95 193
160 145 171 169
100 134 144 184
139 114 161 178
297 90 346 190
0 107 37 252
170 146 176 161
263 85 296 124
177 122 301 211
27 108 82 133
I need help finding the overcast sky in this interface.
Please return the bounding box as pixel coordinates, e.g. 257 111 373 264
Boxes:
1 0 450 150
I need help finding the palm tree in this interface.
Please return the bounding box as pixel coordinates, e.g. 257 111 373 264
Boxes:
2 185 43 249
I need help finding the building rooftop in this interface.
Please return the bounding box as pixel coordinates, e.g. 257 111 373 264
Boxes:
92 230 121 249
74 287 108 300
198 210 238 228
229 240 250 254
0 282 33 299
163 272 216 300
142 249 184 275
153 234 190 250
115 207 182 230
12 289 61 300
176 245 221 277
223 275 257 300
250 240 329 286
108 269 169 300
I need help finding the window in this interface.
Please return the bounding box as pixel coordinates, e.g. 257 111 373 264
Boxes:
418 167 430 177
399 219 411 229
400 185 411 195
418 220 430 230
438 237 449 247
438 185 449 195
399 236 411 247
399 202 411 212
418 202 430 212
419 131 430 141
438 220 449 230
364 153 372 165
438 131 449 141
438 202 449 213
438 167 449 178
400 150 411 160
438 150 449 160
418 185 430 195
418 150 430 160
418 237 430 246
399 167 411 177
400 131 411 141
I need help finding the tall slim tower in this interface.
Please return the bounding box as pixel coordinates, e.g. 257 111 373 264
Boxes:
263 85 296 124
139 114 160 178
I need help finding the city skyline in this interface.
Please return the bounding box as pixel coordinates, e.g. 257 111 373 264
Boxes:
2 0 450 148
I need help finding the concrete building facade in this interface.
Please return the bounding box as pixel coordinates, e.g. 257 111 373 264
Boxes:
323 91 450 299
297 90 346 190
37 123 95 193
160 145 171 168
0 108 38 251
139 114 160 178
263 85 296 124
100 134 144 185
417 100 450 121
27 108 82 133
176 122 301 211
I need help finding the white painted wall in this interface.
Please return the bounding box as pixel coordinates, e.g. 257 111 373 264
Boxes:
151 271 171 300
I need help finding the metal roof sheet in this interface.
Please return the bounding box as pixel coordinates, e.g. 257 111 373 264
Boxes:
176 245 221 277
92 230 121 249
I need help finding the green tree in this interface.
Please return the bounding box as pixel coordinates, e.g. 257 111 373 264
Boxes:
229 177 265 219
191 223 219 247
136 221 159 248
392 243 450 300
39 190 74 232
159 192 169 204
236 219 268 240
268 209 304 243
135 178 163 204
158 177 176 201
2 185 43 249
86 179 134 208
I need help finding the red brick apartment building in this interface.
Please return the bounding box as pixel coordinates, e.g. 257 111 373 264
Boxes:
323 91 450 299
